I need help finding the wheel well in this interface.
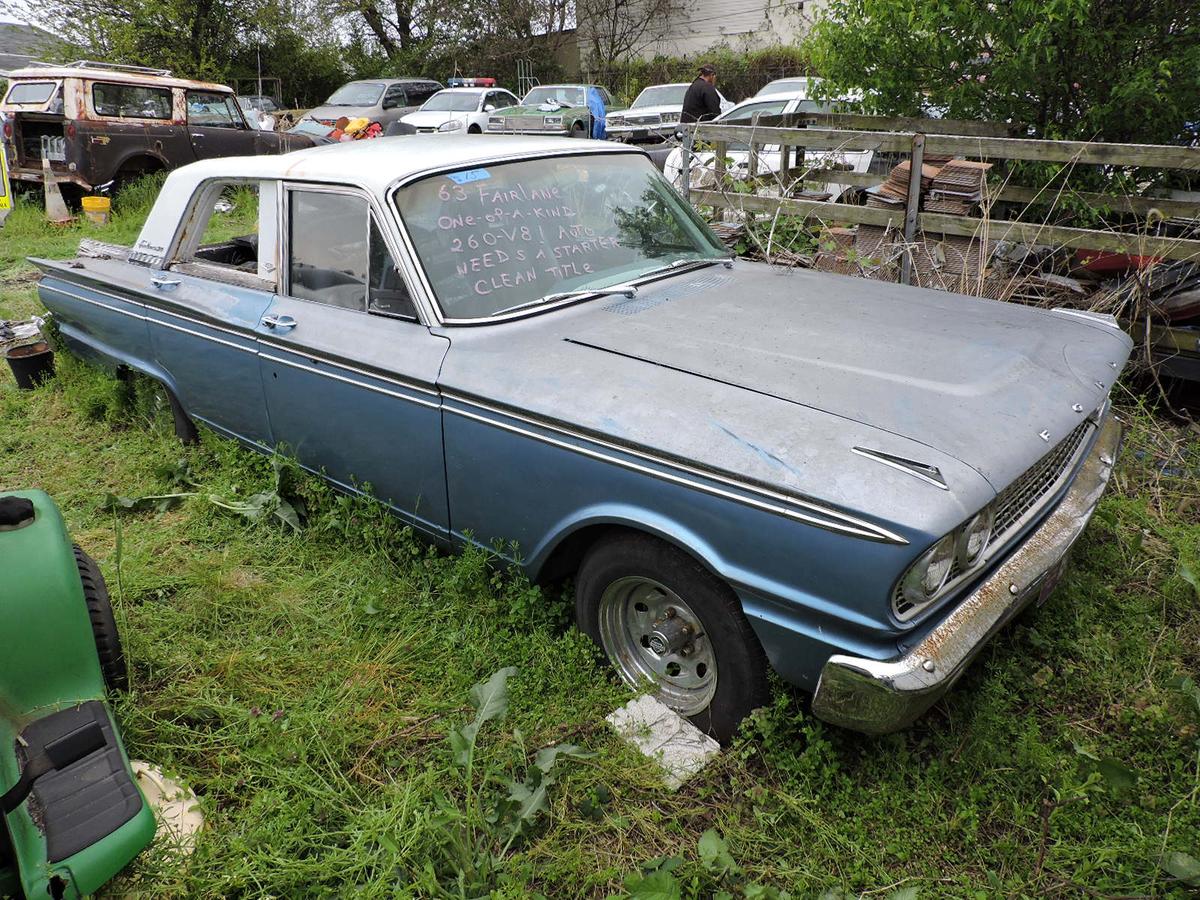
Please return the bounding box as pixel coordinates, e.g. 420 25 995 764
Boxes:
535 523 717 585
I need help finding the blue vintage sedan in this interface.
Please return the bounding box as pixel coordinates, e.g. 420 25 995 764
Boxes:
34 136 1132 741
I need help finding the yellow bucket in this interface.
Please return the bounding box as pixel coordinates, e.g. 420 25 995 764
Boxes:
81 195 111 225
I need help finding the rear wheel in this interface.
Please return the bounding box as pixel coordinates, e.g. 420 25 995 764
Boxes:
74 546 129 693
575 533 769 743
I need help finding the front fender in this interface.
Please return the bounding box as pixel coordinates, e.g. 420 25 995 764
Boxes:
525 503 903 691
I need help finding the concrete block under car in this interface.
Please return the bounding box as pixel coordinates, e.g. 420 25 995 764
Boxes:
606 695 721 789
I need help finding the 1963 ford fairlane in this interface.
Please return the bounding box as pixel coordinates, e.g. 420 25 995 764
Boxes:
33 136 1132 741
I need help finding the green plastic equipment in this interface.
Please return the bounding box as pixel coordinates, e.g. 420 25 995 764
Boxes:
0 490 155 899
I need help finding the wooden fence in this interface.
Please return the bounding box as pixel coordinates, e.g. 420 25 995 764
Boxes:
680 114 1200 284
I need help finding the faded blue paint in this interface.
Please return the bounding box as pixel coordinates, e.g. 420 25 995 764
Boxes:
31 192 1133 702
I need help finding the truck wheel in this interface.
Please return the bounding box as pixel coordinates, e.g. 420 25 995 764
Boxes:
74 545 129 693
575 533 769 743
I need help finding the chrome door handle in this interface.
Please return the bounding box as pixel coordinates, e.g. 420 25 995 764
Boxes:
150 276 180 290
261 314 296 330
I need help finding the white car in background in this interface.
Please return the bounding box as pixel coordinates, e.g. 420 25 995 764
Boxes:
401 87 521 134
755 76 822 98
663 90 873 200
606 82 732 143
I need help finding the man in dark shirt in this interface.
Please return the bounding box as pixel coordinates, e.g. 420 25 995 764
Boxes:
681 64 722 124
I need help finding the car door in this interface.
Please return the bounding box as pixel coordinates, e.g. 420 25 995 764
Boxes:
145 178 276 446
256 185 451 537
379 83 408 124
186 90 255 159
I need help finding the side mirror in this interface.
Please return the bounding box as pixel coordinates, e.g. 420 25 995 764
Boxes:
484 104 495 113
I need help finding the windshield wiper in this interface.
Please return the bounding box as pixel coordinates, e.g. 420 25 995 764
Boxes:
491 284 638 318
650 256 734 276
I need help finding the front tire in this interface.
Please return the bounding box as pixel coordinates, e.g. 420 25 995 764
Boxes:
570 121 587 138
468 124 482 134
575 534 769 743
74 546 129 693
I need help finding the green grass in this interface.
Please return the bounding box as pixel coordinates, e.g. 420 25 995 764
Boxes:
1 184 1199 898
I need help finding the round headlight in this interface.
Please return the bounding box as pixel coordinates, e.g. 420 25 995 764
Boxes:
902 535 955 605
957 507 994 566
438 119 464 132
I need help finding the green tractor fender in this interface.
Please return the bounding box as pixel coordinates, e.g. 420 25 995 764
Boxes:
0 490 155 900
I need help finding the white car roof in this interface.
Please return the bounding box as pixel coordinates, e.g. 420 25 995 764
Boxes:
138 136 644 266
722 91 809 116
138 135 638 251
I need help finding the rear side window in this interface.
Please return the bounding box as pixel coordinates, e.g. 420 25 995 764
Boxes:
93 83 172 119
5 81 57 104
407 83 442 106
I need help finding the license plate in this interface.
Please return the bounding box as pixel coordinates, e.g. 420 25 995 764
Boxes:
632 129 648 140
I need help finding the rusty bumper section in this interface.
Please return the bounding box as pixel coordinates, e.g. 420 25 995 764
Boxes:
811 411 1123 735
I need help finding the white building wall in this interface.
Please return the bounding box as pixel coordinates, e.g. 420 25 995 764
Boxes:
577 0 827 65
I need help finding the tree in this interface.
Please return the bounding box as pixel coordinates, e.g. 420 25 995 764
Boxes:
808 0 1200 144
575 0 679 80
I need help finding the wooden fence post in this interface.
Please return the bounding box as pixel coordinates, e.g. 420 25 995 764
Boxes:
899 132 925 286
681 126 693 202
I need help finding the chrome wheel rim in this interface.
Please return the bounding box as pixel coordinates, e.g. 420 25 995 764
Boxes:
597 576 717 716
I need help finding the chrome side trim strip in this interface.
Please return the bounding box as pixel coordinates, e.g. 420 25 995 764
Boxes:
258 353 440 408
444 397 906 544
40 283 148 321
258 341 440 399
851 447 950 490
154 316 255 352
43 280 258 342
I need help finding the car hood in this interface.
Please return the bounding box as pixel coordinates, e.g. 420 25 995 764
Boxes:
438 262 1131 539
560 263 1130 491
494 105 585 116
402 110 468 125
615 105 680 118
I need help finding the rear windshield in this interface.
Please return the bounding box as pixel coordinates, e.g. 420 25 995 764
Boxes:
5 81 57 105
93 82 173 119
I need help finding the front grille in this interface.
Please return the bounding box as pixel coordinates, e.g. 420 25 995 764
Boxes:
505 115 548 130
626 113 662 126
416 127 437 133
992 420 1091 536
892 418 1095 620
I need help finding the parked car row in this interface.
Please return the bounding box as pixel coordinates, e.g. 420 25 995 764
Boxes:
1 62 849 199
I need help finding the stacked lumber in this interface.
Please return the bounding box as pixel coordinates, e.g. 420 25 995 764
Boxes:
865 160 939 209
925 160 992 215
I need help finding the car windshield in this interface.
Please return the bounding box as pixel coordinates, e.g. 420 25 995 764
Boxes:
421 92 481 112
325 82 385 107
5 81 57 104
395 154 727 320
522 86 584 107
632 85 687 108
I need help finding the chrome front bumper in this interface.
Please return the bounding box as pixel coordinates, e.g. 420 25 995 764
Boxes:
811 411 1122 735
